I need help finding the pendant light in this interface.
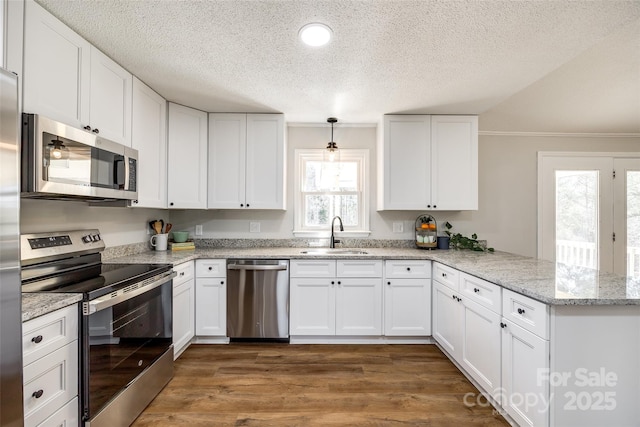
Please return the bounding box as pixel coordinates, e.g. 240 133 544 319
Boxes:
323 117 340 163
48 137 68 160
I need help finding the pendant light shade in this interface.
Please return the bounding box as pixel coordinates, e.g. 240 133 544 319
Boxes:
323 117 340 163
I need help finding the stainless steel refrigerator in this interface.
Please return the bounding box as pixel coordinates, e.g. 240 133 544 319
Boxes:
0 67 24 425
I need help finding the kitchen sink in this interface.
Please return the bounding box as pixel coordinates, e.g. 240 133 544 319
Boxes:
299 249 368 255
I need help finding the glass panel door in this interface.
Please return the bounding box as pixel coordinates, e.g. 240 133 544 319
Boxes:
538 155 614 272
555 170 599 269
613 159 640 277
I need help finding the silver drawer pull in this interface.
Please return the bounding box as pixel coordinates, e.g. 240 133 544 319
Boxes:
32 390 44 399
31 335 43 344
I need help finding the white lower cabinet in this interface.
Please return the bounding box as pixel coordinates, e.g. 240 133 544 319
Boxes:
383 260 431 336
173 261 195 359
290 260 382 336
195 259 227 336
501 319 549 427
22 305 79 427
432 263 550 427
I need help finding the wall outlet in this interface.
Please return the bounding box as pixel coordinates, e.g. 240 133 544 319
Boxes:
249 222 260 233
195 225 203 236
393 222 404 233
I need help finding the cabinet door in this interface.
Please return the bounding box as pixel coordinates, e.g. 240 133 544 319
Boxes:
460 298 501 403
432 280 462 359
195 277 226 336
89 47 132 145
430 115 478 210
335 278 382 336
167 103 208 208
173 279 195 359
384 278 431 336
23 0 90 127
290 277 335 335
208 113 246 208
502 319 550 427
379 115 431 210
245 114 285 209
131 77 167 208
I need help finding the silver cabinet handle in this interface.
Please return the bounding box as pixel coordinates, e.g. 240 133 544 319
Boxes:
227 264 287 271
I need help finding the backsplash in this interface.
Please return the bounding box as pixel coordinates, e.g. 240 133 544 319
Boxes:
102 238 416 259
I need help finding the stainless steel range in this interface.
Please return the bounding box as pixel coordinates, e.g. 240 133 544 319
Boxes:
21 230 175 427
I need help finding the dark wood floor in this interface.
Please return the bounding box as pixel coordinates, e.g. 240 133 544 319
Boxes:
133 343 509 426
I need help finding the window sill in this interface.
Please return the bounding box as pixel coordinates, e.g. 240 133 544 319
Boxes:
293 230 372 238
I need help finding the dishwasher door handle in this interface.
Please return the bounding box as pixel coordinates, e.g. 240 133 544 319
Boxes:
227 264 288 271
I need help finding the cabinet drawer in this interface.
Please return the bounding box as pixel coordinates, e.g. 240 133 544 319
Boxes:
433 262 459 290
35 396 78 427
290 260 336 277
23 341 78 427
337 260 382 277
23 305 78 366
195 259 226 277
173 261 194 286
460 273 501 314
385 260 431 278
502 289 549 339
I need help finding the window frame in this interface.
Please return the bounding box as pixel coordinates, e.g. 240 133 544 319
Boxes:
293 148 370 237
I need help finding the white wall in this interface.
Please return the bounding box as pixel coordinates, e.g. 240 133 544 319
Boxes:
20 199 165 247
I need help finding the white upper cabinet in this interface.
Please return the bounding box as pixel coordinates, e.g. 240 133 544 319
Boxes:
23 0 90 128
167 103 208 209
378 114 478 211
208 113 285 209
23 0 132 146
130 77 167 208
431 115 478 210
88 47 132 145
379 115 431 210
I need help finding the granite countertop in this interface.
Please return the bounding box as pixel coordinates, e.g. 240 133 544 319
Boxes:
105 247 640 306
22 293 82 322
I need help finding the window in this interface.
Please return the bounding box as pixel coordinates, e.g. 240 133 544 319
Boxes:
294 149 369 235
538 153 640 277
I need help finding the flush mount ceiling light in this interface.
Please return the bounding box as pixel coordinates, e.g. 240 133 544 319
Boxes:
324 117 340 162
299 23 332 47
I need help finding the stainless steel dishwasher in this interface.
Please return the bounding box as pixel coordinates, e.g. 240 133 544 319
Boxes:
226 259 289 340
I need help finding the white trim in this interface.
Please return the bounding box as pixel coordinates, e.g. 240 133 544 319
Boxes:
288 122 377 128
290 336 434 344
538 151 640 158
480 131 640 138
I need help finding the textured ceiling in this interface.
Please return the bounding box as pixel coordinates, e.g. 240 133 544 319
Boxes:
36 0 640 130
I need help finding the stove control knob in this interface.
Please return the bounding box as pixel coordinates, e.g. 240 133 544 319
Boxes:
82 235 93 243
92 234 101 242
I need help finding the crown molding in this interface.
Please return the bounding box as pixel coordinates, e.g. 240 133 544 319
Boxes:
479 130 640 138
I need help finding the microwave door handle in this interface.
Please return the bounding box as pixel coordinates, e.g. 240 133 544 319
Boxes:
113 155 125 189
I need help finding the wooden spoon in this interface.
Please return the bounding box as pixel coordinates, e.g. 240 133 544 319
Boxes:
153 221 162 234
165 223 173 234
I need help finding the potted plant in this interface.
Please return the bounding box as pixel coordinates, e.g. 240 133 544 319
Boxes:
443 222 494 252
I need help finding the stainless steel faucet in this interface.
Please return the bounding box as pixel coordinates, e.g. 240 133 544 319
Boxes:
330 216 344 248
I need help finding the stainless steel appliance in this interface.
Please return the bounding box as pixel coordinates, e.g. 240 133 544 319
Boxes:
0 67 24 426
227 260 289 340
21 113 138 202
21 230 174 427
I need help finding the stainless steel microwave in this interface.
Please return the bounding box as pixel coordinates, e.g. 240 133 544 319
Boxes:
21 114 138 202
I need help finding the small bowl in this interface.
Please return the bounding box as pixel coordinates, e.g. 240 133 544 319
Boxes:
172 231 189 243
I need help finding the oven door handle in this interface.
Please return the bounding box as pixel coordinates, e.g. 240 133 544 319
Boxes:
227 264 288 271
83 271 176 314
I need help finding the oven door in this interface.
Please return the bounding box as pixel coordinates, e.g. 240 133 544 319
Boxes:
81 275 172 422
